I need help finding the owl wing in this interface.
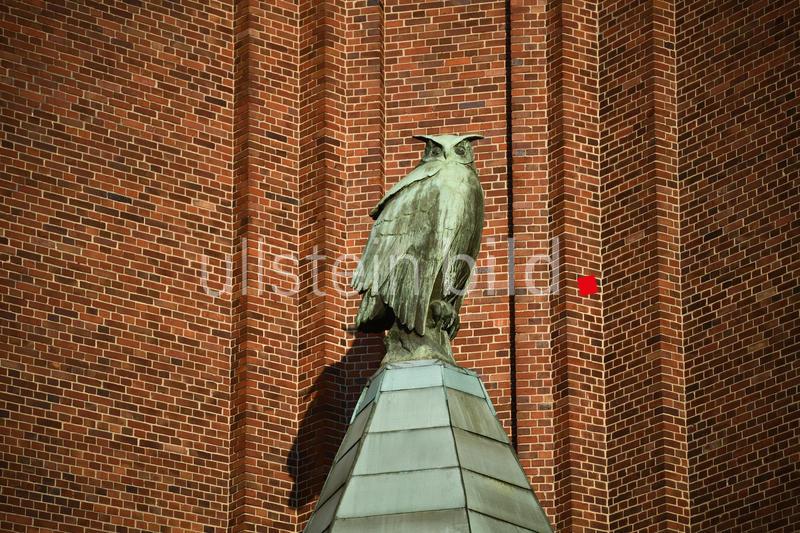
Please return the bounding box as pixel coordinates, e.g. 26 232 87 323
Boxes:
353 163 479 336
442 183 483 313
369 159 444 219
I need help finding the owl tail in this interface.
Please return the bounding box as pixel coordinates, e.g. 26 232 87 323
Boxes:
355 293 394 333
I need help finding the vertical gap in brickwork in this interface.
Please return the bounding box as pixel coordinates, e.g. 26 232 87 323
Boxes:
230 0 253 529
505 0 518 451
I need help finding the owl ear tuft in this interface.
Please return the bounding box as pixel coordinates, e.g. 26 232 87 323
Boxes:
461 134 484 142
412 134 439 146
413 135 446 153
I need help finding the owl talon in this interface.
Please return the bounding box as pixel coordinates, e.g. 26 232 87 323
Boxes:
446 314 460 340
430 300 460 339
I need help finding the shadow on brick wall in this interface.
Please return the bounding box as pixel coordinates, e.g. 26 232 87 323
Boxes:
289 332 384 509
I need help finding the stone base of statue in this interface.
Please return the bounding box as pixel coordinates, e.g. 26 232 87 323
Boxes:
302 359 554 533
382 323 456 366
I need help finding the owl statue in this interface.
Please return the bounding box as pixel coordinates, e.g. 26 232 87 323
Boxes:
351 133 484 364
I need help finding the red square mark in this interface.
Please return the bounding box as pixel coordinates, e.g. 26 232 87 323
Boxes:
578 275 598 296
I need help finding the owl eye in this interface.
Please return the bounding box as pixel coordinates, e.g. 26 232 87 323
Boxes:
455 145 466 156
431 147 442 156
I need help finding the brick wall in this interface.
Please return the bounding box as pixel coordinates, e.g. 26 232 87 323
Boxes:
600 0 689 530
1 0 235 530
1 1 797 532
678 1 800 530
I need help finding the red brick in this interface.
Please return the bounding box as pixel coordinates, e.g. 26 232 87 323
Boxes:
1 1 797 532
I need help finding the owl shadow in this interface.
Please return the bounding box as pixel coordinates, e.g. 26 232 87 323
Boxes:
288 331 384 509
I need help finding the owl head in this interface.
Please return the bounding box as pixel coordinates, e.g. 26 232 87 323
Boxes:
413 133 483 164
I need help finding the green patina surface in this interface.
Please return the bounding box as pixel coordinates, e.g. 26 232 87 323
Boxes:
303 359 554 533
352 134 485 366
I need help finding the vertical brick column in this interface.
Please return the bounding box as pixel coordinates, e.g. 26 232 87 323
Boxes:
292 0 329 523
557 1 608 530
232 1 386 530
651 0 691 529
543 1 573 528
593 0 692 529
228 1 326 530
292 0 386 527
599 0 679 530
507 0 560 522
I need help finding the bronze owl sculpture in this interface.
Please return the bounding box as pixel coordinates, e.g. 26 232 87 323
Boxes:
351 134 484 364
